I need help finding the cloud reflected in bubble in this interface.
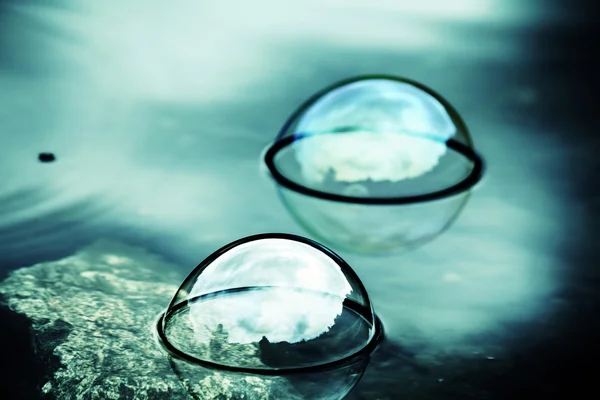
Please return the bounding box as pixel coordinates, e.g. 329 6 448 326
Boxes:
188 238 352 344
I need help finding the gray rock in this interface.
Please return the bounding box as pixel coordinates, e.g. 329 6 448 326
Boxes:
0 240 299 399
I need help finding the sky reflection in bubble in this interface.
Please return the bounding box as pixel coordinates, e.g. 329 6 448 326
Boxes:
157 233 381 373
188 238 352 344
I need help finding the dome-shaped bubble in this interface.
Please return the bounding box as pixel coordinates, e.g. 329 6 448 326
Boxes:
264 75 484 254
156 233 381 399
157 233 381 372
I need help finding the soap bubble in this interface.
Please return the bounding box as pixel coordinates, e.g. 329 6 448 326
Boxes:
264 75 484 254
156 233 383 399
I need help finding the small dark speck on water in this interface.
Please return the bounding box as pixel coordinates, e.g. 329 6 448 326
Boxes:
38 153 56 163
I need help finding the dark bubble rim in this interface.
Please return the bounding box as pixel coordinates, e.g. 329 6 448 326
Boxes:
155 233 385 375
265 74 484 205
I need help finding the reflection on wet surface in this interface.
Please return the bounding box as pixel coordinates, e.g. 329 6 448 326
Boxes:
1 0 599 398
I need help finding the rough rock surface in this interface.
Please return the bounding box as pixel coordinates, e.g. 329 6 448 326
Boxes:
0 241 295 399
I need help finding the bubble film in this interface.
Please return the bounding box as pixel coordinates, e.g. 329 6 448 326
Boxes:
264 75 484 254
156 233 381 372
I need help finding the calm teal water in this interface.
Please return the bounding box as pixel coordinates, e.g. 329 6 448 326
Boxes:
1 1 598 398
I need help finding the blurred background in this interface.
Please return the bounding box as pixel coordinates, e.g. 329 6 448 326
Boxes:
0 0 598 398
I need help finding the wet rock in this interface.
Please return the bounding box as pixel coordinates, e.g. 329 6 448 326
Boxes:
0 240 295 399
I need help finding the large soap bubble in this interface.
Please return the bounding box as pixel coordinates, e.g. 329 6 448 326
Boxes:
156 233 383 399
264 75 484 254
